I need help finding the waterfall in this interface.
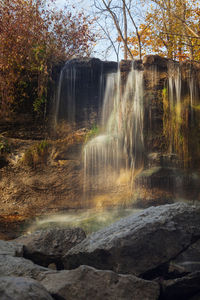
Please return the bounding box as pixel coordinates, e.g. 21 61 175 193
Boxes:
53 57 200 207
54 58 111 129
167 62 182 154
83 66 144 203
55 62 76 126
55 68 64 125
165 61 200 169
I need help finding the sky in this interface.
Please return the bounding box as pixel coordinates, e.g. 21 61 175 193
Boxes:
55 0 91 11
54 0 119 61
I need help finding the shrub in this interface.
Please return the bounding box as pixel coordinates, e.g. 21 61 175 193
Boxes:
22 140 49 168
84 125 99 143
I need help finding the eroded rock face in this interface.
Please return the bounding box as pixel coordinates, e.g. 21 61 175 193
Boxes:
15 228 86 268
40 265 160 300
63 203 200 277
0 277 53 300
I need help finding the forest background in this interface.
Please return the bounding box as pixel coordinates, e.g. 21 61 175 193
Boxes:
0 0 200 117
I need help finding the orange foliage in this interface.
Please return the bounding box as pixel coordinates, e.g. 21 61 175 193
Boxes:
119 0 200 61
0 0 96 117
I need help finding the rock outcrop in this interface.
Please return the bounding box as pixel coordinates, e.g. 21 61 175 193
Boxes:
40 265 160 300
0 204 200 299
15 227 86 268
63 203 200 277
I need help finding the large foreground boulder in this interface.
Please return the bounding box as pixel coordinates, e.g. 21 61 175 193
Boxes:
40 265 160 300
15 227 86 268
0 277 53 300
63 203 200 277
0 255 50 280
0 240 23 257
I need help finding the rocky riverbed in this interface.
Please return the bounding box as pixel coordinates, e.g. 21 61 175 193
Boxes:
0 202 200 299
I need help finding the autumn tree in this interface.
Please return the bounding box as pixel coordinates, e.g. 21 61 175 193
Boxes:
94 0 200 61
0 0 96 117
133 0 200 60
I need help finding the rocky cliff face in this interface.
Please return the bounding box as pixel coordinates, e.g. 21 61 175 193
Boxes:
52 58 118 127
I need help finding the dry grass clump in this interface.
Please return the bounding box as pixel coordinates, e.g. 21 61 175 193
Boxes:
22 140 49 168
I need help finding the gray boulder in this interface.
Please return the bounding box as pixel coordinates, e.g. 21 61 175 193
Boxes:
40 265 160 300
0 277 53 300
0 255 51 280
0 240 23 257
63 203 200 277
15 227 86 268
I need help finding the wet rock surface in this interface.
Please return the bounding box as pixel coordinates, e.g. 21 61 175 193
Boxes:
63 203 200 276
40 265 160 300
15 227 86 268
134 166 200 201
55 58 118 126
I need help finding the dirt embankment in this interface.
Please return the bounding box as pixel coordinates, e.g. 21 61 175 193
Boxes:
0 119 87 239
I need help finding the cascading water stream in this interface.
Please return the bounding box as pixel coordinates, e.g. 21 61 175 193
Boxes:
166 62 199 164
83 66 144 204
54 58 111 129
168 63 182 154
55 63 76 125
55 68 64 125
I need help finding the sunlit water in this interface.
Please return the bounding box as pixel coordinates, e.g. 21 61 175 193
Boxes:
83 66 144 201
27 207 140 235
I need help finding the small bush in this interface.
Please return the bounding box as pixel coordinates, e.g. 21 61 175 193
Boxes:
22 140 49 168
84 124 99 143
